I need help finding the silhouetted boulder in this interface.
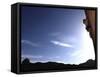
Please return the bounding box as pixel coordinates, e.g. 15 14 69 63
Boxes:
22 58 30 64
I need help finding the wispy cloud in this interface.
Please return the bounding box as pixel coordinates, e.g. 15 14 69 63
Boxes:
50 40 73 48
71 50 81 57
21 40 39 47
48 56 60 59
22 54 43 59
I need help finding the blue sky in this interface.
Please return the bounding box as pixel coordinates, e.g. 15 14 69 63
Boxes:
21 6 95 64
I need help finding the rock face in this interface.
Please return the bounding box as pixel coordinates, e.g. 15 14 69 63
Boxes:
83 10 97 62
84 10 96 45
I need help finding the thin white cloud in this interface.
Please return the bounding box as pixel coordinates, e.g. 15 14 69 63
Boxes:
22 54 43 59
50 40 73 48
21 40 39 47
71 50 81 57
48 56 60 59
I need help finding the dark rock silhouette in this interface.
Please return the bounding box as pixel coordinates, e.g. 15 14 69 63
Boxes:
79 59 96 68
21 59 97 72
22 58 30 64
